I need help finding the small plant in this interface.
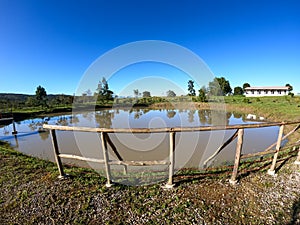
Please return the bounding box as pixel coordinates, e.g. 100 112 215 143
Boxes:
243 98 250 104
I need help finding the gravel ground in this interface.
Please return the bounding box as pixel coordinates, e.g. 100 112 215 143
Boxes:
0 145 300 225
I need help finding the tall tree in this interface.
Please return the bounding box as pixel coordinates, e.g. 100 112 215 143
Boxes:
35 85 48 108
233 86 244 95
208 77 232 96
96 77 114 104
242 83 251 91
187 80 196 96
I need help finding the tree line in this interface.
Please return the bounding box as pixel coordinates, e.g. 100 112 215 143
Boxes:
185 77 294 102
0 76 294 111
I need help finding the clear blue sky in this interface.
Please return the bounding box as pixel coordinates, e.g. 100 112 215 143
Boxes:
1 0 299 96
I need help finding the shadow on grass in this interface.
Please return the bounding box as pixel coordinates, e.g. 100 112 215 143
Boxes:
287 198 300 225
173 149 298 185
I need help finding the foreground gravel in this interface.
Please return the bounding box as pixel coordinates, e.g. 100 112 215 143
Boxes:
1 145 299 225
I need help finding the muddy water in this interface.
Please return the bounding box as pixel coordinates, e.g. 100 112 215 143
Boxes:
0 109 279 170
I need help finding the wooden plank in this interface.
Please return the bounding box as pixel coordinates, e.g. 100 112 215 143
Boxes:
110 160 169 166
295 146 300 165
264 124 300 152
12 120 17 134
241 149 276 159
59 154 105 163
43 121 300 134
268 125 285 175
165 132 175 188
104 133 123 161
229 129 244 185
242 142 300 159
101 132 112 187
104 133 127 174
0 117 13 122
203 129 239 167
58 154 169 166
50 129 66 178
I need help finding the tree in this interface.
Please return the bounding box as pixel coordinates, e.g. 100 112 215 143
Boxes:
166 90 176 97
208 77 232 96
187 80 196 96
133 89 140 98
233 86 244 95
35 85 48 108
25 96 37 107
198 86 207 102
142 91 151 98
243 83 251 91
96 77 114 104
285 83 293 92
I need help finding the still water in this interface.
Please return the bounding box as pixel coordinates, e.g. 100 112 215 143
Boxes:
1 108 279 171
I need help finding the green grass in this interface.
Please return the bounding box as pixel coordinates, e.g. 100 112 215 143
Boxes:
223 95 300 121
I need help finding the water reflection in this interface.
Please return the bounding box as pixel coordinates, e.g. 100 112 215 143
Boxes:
0 109 264 136
14 109 261 132
39 130 49 141
188 110 195 123
95 110 114 128
0 109 278 171
166 110 176 119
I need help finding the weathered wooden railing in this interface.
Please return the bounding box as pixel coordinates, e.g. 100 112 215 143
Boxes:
43 121 300 188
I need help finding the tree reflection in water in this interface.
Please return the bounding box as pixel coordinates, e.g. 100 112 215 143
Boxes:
56 116 70 126
70 115 79 124
39 130 49 140
24 109 250 132
188 110 196 123
166 110 176 119
129 108 151 120
95 110 114 128
28 118 46 131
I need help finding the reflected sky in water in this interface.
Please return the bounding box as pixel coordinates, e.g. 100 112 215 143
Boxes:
0 109 278 170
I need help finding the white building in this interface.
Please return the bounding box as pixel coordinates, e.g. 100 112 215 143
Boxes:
245 86 290 97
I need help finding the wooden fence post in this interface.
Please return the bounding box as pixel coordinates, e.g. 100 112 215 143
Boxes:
268 125 285 175
50 129 66 178
164 131 175 189
229 129 244 185
12 120 18 135
294 146 300 165
101 132 112 187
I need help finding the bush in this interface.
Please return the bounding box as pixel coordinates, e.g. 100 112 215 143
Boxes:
243 98 251 104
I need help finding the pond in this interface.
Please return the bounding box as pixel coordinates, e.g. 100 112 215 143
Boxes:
0 108 280 172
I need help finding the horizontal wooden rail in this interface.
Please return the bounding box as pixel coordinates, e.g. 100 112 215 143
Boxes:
43 121 300 133
241 142 300 159
59 154 169 166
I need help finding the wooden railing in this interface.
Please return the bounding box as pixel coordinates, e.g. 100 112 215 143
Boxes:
43 121 300 188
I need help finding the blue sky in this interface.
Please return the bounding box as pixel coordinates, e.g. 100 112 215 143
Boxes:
0 0 299 96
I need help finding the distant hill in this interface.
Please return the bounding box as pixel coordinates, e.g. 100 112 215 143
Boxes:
0 93 32 102
0 93 73 102
0 93 74 111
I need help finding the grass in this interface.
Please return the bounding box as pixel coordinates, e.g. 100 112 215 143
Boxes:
1 141 300 224
224 95 300 121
